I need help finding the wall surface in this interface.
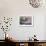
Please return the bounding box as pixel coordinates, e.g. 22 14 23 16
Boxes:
0 16 45 40
0 0 46 40
8 15 45 40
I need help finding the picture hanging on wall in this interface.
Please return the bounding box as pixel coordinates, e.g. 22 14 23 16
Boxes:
19 16 33 26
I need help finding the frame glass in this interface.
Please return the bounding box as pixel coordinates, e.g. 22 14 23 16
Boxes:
19 16 33 26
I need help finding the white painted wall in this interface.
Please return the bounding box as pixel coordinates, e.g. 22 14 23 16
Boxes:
0 15 45 40
8 15 45 40
44 16 46 40
0 0 46 40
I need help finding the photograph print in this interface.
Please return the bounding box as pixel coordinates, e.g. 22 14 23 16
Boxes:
20 16 33 26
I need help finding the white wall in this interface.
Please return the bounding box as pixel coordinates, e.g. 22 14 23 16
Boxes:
0 15 45 40
0 0 46 40
8 15 45 40
44 16 46 40
0 0 46 16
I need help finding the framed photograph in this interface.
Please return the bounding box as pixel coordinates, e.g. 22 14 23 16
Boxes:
19 16 33 26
